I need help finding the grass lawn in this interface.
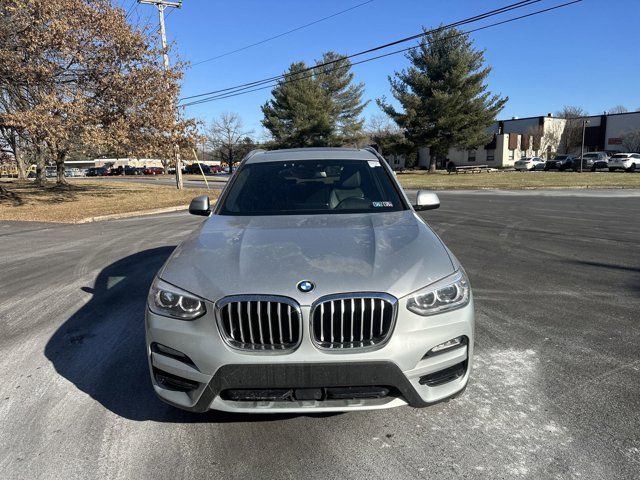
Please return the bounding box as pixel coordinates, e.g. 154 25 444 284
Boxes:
167 170 640 189
395 170 640 190
0 180 216 223
129 173 229 182
181 174 229 182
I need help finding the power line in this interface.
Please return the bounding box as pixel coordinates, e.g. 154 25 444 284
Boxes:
181 0 582 107
190 0 376 67
180 0 542 102
124 0 138 20
180 0 541 104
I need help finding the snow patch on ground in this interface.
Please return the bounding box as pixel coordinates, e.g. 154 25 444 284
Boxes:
437 348 575 477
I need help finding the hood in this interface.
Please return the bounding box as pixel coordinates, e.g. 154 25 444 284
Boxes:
159 211 455 305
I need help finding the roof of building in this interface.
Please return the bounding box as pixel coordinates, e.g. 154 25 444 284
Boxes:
497 110 640 123
245 147 379 163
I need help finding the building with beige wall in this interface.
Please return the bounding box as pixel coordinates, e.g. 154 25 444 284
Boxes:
417 114 567 169
412 111 640 169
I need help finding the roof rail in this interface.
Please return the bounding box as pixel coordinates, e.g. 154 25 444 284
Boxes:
236 148 266 168
243 149 266 161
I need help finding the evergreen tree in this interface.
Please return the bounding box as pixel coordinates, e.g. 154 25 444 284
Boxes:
314 52 368 145
378 26 507 171
261 62 334 148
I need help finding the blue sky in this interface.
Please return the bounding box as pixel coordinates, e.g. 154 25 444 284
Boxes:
124 0 640 135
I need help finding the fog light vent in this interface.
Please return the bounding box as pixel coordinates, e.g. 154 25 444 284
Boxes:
153 368 199 392
419 361 467 387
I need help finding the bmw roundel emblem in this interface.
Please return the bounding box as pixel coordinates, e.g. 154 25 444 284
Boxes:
297 280 315 293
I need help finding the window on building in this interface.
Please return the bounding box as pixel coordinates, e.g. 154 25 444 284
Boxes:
468 150 476 162
486 150 495 162
509 150 515 160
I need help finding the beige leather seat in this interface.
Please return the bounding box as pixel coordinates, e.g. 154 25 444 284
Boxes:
329 169 364 209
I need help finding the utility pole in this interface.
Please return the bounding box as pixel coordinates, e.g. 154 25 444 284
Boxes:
579 119 589 173
138 0 184 189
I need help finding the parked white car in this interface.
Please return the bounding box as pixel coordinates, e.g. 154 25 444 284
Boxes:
514 157 545 171
64 167 85 177
608 153 639 172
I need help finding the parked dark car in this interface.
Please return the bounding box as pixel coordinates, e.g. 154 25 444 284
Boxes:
124 166 144 176
183 162 211 174
544 154 575 171
86 167 109 177
143 166 164 175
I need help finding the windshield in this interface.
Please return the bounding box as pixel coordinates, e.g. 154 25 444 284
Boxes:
219 159 406 216
583 153 598 158
612 154 629 158
554 155 569 160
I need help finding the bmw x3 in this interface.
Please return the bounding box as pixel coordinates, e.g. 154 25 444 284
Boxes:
145 147 474 413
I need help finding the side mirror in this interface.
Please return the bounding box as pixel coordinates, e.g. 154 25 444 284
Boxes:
189 195 211 216
413 190 440 211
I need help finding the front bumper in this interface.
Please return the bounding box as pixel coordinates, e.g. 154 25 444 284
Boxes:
145 297 474 413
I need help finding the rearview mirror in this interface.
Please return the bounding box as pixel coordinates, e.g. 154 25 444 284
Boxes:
189 195 211 216
413 190 440 211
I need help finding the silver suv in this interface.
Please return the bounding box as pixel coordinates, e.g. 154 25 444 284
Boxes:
577 151 610 171
146 147 474 413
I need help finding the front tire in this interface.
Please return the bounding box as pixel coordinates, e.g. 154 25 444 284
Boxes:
609 168 616 172
627 164 636 173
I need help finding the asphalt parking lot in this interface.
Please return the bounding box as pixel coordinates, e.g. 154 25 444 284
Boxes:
0 190 638 479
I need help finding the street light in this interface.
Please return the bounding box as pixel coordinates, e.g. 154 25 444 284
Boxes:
579 119 590 173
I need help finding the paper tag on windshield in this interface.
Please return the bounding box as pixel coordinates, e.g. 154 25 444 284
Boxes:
368 160 381 168
372 201 393 208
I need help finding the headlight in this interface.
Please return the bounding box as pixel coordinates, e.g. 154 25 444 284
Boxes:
406 270 470 316
148 278 206 320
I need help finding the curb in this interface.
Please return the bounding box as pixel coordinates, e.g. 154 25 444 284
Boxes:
75 205 188 224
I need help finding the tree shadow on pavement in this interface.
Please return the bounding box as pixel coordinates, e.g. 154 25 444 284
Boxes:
563 258 640 294
44 246 291 423
0 184 24 206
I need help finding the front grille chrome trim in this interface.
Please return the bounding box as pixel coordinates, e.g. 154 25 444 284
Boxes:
215 295 302 354
309 293 398 352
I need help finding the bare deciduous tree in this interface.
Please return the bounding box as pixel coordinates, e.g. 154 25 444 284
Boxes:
526 120 564 159
205 113 252 174
365 114 415 165
620 130 640 153
608 105 628 114
555 105 588 154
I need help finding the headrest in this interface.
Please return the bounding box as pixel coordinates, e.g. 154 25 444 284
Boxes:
340 170 361 188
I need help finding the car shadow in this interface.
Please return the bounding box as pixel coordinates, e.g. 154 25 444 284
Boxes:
44 246 298 423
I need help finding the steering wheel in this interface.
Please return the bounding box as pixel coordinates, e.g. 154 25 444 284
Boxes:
334 196 368 209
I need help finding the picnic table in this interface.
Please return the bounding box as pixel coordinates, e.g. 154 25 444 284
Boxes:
447 164 491 174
